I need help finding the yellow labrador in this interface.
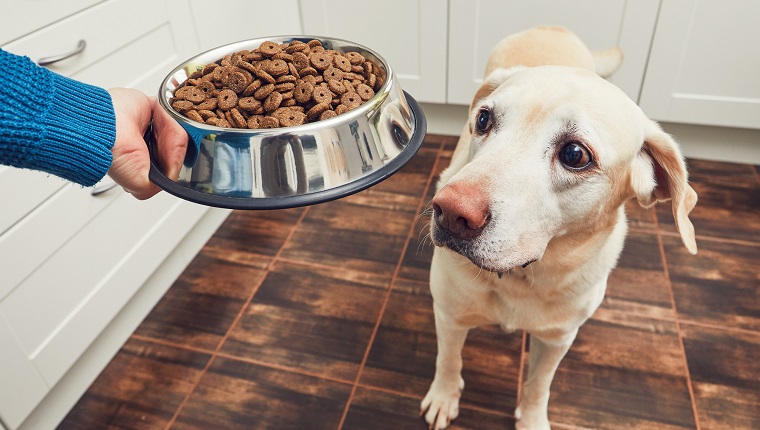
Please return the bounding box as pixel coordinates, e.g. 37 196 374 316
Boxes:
421 27 698 430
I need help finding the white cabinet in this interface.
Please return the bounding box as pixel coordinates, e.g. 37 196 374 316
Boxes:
299 0 448 104
639 0 760 129
446 0 661 105
189 0 302 52
0 1 231 428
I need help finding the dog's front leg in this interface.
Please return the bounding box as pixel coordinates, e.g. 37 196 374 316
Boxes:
516 329 578 430
421 305 469 430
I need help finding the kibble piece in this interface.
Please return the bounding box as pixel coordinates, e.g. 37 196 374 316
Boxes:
340 92 362 109
356 83 375 101
263 91 283 112
310 51 332 71
217 89 239 110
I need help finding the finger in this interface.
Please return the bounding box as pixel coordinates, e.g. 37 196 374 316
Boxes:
151 98 187 181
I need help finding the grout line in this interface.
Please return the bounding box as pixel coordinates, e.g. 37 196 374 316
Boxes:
164 207 311 430
659 230 760 248
337 145 446 430
517 330 527 406
214 351 356 386
130 334 216 356
654 215 702 430
678 319 760 338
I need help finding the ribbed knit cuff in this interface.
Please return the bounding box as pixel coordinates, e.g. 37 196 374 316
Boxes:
0 50 116 187
36 73 116 186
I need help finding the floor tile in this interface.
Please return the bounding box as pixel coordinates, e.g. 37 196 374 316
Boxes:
360 279 523 414
279 198 413 279
548 310 695 429
681 323 760 430
342 387 516 430
219 261 389 381
342 144 438 212
58 338 210 430
664 235 760 331
172 357 351 430
656 159 760 243
202 208 304 270
625 199 657 231
601 230 674 319
133 252 266 350
397 154 450 283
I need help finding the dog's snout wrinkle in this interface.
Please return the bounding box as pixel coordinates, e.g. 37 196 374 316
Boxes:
432 183 491 241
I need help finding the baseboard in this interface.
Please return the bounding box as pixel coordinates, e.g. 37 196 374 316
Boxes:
17 207 231 430
419 103 760 165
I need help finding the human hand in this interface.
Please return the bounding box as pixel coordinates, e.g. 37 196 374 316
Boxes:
107 87 187 200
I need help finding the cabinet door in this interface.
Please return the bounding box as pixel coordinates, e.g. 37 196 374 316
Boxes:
299 0 448 104
189 0 302 51
639 0 760 129
447 0 660 105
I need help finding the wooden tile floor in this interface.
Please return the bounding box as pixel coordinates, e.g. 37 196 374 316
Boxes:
59 135 760 429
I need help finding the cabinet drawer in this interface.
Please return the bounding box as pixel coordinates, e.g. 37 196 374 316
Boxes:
1 0 198 90
0 193 208 387
0 168 67 237
0 179 122 301
0 0 104 46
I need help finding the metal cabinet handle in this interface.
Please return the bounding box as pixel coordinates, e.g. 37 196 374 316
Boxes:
91 179 117 196
38 40 87 66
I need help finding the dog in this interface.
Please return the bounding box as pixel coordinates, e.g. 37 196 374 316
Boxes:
421 26 698 430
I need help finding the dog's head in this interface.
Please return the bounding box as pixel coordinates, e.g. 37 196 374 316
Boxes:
430 65 697 274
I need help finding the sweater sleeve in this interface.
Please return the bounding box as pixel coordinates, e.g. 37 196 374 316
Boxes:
0 49 116 187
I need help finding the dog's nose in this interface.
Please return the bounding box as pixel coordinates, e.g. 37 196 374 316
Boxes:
432 182 491 240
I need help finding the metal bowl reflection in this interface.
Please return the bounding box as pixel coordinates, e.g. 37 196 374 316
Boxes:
149 35 426 210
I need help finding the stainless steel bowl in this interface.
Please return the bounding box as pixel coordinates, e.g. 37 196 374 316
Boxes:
148 35 426 209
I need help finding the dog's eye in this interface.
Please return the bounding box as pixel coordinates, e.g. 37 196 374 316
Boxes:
475 108 493 134
559 141 592 170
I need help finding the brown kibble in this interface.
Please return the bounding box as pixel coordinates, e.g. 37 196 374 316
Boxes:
340 91 362 109
260 116 280 128
259 40 282 57
172 99 194 112
186 110 203 123
356 83 375 101
171 39 383 129
254 83 275 100
323 66 344 82
328 79 347 95
294 81 314 104
310 51 332 71
306 101 331 121
263 91 283 112
217 89 238 110
319 110 337 121
312 85 332 103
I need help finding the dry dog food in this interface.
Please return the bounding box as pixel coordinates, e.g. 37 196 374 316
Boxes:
170 39 386 129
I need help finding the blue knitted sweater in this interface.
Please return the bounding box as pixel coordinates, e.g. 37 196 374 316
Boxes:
0 49 116 186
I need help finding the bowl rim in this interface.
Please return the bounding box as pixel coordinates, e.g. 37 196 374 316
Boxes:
148 91 427 210
158 34 396 135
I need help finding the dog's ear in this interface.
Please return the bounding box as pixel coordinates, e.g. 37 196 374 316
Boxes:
630 123 698 254
592 47 623 78
470 67 524 112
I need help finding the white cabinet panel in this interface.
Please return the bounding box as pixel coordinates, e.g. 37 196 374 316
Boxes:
0 0 104 45
639 0 760 129
0 318 47 430
300 0 448 103
189 0 302 51
0 168 66 237
447 0 660 105
0 182 121 302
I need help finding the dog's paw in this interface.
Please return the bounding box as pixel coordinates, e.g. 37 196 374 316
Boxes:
420 377 465 430
515 404 551 430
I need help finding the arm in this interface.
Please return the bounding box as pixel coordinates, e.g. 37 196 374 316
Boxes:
0 48 115 187
0 49 187 199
